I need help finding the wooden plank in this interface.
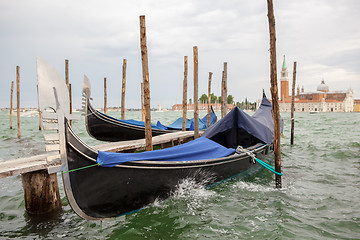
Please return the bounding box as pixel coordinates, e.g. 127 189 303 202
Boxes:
42 112 57 119
0 152 57 178
44 133 60 141
43 122 58 130
45 144 60 152
95 131 196 152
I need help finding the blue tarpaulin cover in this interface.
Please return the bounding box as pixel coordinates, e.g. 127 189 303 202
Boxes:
97 137 236 167
202 96 279 146
157 109 217 130
98 108 216 131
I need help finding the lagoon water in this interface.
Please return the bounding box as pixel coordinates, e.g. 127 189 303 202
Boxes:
0 110 359 239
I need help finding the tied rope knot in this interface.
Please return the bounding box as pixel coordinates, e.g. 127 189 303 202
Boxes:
235 145 283 176
236 146 256 164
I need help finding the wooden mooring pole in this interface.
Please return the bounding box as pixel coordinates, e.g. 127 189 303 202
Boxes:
207 72 213 127
21 170 62 215
121 59 127 120
139 15 153 151
182 56 188 131
141 82 145 121
267 0 282 188
65 60 72 127
104 77 107 114
16 66 21 139
223 62 228 117
291 62 297 145
193 46 199 139
10 81 14 129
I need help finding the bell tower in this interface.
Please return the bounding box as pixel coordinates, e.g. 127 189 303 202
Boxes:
280 55 289 101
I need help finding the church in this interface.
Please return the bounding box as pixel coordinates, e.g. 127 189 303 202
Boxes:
278 56 354 112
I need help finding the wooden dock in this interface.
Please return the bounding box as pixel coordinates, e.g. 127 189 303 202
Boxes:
0 131 196 178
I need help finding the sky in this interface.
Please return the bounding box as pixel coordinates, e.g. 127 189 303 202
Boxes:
1 0 359 109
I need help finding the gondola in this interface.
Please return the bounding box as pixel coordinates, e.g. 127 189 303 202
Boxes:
82 76 217 142
37 58 281 220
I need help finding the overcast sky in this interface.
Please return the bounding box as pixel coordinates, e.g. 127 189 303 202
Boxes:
1 0 359 109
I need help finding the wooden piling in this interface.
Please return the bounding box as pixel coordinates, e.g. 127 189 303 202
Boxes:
291 62 297 145
267 0 282 188
38 109 42 130
141 82 145 121
16 66 20 139
139 15 153 151
207 72 213 127
221 70 225 118
65 59 69 88
69 83 72 127
182 56 188 131
104 77 107 114
21 170 61 215
193 46 199 139
223 62 228 117
10 81 14 129
121 59 127 120
64 59 72 126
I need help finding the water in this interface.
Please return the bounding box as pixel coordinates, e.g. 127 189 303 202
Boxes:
0 110 359 239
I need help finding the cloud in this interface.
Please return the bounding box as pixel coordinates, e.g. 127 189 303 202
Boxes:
0 0 359 109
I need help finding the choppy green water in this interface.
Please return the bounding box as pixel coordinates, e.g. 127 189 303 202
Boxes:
0 110 359 239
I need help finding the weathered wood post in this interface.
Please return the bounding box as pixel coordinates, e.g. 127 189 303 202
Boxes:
104 77 107 114
221 70 224 118
207 72 213 127
193 46 200 139
139 15 153 151
65 59 69 87
10 81 14 129
65 60 72 126
267 0 282 188
16 66 21 139
182 56 188 131
291 62 297 145
141 82 145 121
69 83 73 127
121 59 127 120
223 62 228 117
21 170 62 215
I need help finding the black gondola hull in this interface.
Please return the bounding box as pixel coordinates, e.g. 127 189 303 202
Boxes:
65 123 271 219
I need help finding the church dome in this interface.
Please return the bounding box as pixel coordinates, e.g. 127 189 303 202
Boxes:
317 79 329 92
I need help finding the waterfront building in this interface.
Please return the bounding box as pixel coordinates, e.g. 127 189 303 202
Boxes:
279 56 354 112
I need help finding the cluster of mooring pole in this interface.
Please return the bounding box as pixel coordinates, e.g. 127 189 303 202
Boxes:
267 0 282 188
291 62 297 145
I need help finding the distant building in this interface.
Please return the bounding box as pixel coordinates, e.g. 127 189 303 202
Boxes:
279 56 354 112
172 103 234 111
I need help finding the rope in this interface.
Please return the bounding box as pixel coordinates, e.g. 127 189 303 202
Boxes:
255 158 283 176
61 163 100 174
236 146 283 176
